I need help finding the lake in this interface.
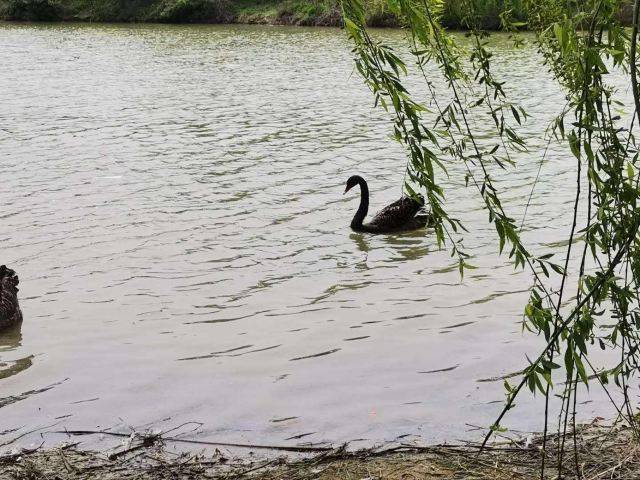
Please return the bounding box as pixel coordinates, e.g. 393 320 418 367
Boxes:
0 22 632 452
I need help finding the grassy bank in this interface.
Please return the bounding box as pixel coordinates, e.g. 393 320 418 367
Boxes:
0 0 534 27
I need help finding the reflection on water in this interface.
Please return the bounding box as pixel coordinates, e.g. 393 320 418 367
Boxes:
0 324 31 381
384 233 431 261
0 22 634 450
350 233 371 254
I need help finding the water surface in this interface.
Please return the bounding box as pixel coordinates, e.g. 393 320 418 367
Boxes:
0 23 632 451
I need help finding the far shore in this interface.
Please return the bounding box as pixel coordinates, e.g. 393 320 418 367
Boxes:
0 0 634 29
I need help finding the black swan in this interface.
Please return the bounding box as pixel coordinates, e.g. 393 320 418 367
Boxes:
0 266 22 331
344 175 431 233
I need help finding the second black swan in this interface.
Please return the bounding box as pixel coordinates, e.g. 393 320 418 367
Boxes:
0 265 22 331
344 175 431 233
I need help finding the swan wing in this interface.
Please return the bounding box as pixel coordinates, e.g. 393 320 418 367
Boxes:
368 195 424 230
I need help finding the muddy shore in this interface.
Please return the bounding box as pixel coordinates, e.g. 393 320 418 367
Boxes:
1 422 638 479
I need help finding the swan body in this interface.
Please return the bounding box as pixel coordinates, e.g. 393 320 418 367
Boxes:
0 266 22 331
344 175 431 233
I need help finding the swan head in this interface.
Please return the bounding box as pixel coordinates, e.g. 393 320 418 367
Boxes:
344 175 364 194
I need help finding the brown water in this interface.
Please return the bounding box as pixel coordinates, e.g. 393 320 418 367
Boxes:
0 23 633 452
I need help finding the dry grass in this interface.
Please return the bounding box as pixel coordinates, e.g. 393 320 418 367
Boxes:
1 422 639 480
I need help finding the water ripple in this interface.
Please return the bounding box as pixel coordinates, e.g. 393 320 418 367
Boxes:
0 23 630 450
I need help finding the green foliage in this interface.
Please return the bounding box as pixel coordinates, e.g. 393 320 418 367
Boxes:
0 0 231 21
272 0 341 26
342 0 640 474
441 0 526 30
147 0 231 22
1 0 61 20
2 0 632 27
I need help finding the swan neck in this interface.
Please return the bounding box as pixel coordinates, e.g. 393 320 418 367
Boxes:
351 178 369 229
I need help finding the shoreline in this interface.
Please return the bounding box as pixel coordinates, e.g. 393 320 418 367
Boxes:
1 422 638 479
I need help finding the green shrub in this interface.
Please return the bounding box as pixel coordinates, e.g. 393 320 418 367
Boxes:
148 0 231 22
1 0 61 20
441 0 527 30
273 0 340 26
2 0 627 28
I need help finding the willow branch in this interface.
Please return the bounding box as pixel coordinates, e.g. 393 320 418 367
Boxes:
631 0 640 127
479 220 640 452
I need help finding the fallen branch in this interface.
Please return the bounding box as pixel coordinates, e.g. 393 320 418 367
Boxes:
54 430 334 453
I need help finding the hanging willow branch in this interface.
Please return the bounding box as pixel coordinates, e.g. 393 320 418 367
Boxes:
632 0 640 121
341 0 640 475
